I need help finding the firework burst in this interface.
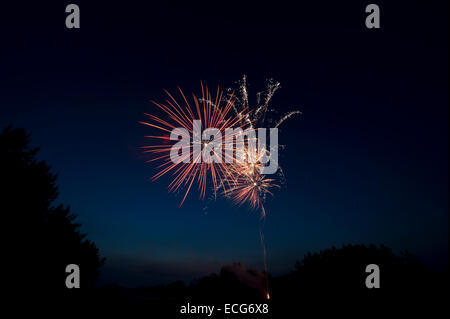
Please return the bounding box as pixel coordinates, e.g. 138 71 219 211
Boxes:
140 82 251 205
141 76 301 299
219 75 301 214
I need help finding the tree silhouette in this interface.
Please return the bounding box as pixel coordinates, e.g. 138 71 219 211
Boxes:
188 263 265 301
1 126 104 299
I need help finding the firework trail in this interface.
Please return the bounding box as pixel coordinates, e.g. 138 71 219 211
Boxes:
141 76 301 299
259 207 269 299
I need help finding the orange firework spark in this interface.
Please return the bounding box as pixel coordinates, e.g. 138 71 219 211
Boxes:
222 149 279 211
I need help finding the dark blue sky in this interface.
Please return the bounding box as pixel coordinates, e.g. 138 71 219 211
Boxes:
1 1 448 286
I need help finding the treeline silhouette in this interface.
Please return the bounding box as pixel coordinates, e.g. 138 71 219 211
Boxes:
99 245 445 301
96 244 447 316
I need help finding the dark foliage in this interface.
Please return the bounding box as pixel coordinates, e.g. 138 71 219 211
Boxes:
1 126 104 300
95 245 447 316
269 244 447 316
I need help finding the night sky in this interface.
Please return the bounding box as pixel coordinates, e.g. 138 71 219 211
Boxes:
1 1 448 286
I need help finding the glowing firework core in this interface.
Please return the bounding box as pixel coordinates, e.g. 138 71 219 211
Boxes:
168 121 279 172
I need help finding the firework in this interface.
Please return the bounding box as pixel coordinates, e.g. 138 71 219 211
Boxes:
141 76 301 299
220 76 301 299
221 141 279 212
220 75 301 214
140 83 251 205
